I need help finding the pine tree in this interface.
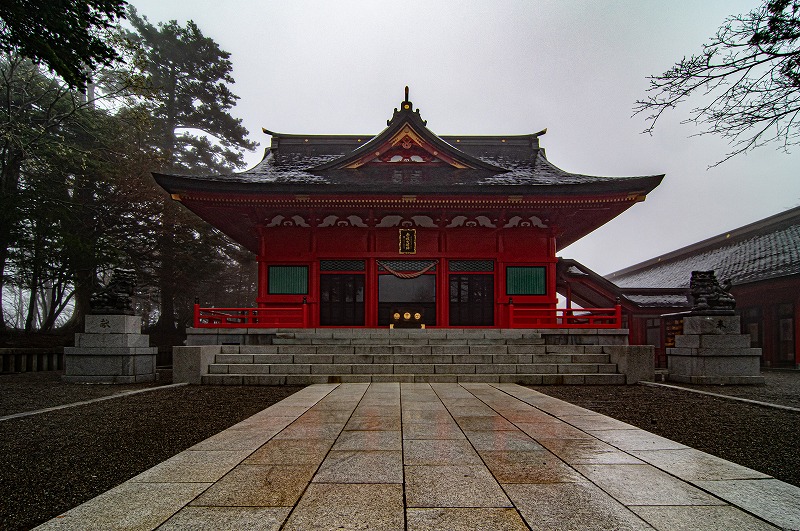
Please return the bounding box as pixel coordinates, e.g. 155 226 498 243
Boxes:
123 9 255 339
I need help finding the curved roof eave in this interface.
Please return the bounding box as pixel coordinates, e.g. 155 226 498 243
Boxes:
152 171 664 197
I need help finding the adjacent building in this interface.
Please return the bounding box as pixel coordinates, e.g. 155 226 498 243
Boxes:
607 206 800 368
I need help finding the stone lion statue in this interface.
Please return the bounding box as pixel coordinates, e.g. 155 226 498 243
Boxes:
690 270 735 315
90 268 137 315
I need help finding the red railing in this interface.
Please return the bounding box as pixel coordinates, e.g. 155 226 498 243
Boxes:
194 304 308 328
193 304 622 329
507 304 622 329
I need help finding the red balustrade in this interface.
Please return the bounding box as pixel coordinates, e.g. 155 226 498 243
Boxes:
507 304 622 329
193 304 622 329
194 304 308 328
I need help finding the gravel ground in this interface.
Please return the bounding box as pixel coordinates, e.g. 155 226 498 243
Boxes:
1 371 798 530
662 369 800 408
0 372 162 417
0 379 303 531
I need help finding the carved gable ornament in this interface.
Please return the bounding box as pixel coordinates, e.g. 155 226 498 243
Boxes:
309 87 506 173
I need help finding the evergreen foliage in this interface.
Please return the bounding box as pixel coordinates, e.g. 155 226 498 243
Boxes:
0 0 127 89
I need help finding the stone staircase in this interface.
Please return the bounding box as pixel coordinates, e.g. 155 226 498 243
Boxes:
194 328 636 385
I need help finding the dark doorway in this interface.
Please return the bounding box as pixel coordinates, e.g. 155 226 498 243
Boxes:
449 274 494 326
378 275 436 326
320 274 364 326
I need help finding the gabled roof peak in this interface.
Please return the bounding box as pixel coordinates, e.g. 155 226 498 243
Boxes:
386 86 427 126
309 88 506 172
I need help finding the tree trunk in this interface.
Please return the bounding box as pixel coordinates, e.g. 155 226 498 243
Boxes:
0 156 23 330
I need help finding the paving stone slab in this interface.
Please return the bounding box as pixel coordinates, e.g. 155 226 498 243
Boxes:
452 415 518 431
158 506 292 531
630 448 771 482
628 505 779 531
283 484 404 531
36 482 211 531
588 428 688 451
539 438 644 465
405 464 512 508
332 430 402 451
406 508 528 531
505 482 653 531
481 450 585 483
189 420 296 451
273 422 345 441
245 439 333 466
560 414 637 431
402 421 464 440
515 420 594 440
575 464 726 506
131 450 251 483
403 439 482 465
463 429 545 452
313 449 403 483
693 478 800 530
344 415 402 431
191 464 316 507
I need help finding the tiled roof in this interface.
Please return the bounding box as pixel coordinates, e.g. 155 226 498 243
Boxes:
168 148 660 194
608 207 800 288
623 294 691 307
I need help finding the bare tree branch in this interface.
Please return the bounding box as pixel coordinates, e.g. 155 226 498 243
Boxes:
634 0 800 165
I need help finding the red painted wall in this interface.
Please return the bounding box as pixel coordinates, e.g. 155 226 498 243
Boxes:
256 225 557 327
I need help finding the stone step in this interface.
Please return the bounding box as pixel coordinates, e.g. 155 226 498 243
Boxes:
270 337 548 346
217 344 611 355
201 373 626 385
213 353 612 366
208 362 618 376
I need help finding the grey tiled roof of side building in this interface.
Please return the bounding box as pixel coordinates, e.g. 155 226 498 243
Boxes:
609 215 800 289
623 294 692 307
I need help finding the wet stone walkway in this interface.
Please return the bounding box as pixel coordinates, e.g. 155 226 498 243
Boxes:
37 383 799 530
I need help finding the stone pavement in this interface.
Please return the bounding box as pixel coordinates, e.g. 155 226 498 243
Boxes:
37 383 799 530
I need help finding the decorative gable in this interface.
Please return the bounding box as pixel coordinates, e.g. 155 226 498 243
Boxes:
309 87 506 173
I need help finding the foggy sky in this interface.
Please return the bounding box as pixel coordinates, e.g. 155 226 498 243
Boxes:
131 0 800 275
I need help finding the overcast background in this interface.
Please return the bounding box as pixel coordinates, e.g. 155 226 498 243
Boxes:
130 0 800 275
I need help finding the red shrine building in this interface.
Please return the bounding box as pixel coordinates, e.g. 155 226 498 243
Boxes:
155 91 663 330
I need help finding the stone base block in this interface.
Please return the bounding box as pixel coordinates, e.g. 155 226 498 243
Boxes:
85 315 141 334
62 373 155 384
64 353 156 382
668 351 763 385
75 333 150 348
65 346 157 356
681 315 740 335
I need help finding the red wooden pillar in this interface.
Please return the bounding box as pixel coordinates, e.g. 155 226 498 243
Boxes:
795 291 800 368
256 226 268 308
437 258 448 327
365 228 378 327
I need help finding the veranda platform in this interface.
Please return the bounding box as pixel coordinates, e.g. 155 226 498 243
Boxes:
37 383 798 530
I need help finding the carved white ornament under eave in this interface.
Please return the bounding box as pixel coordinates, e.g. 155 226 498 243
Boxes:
446 215 497 228
376 215 437 228
319 214 369 228
503 215 548 228
266 214 310 227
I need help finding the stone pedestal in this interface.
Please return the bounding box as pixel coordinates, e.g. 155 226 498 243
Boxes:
667 315 764 385
64 315 157 383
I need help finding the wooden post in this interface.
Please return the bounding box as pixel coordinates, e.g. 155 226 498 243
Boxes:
257 226 268 308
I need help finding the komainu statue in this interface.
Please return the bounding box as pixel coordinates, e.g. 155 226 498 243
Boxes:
90 268 137 315
689 270 735 315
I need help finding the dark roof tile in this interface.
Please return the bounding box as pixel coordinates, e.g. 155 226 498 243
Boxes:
609 208 800 288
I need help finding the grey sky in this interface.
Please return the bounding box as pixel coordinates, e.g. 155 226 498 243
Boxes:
131 0 800 275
